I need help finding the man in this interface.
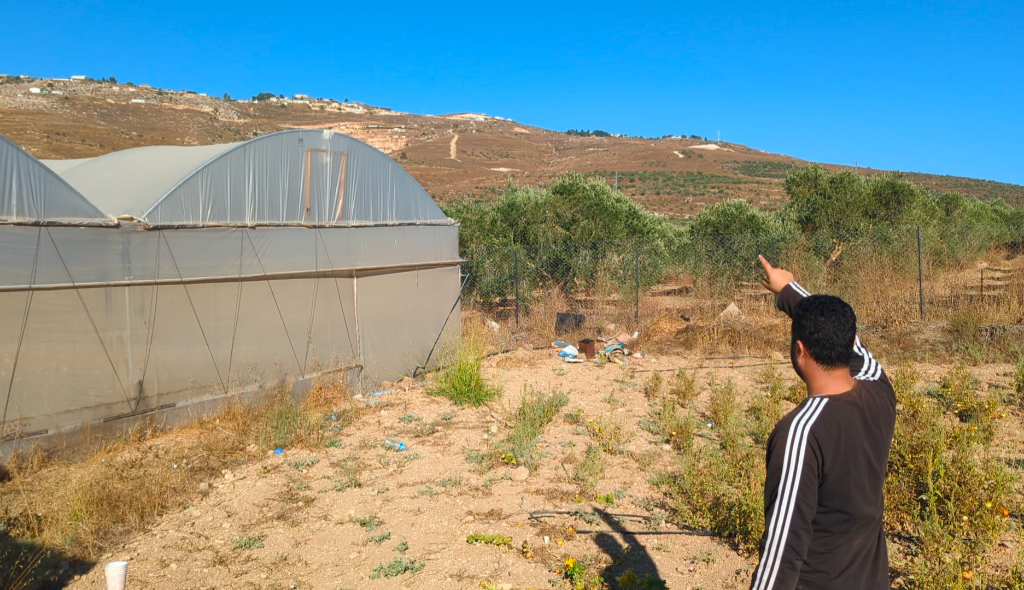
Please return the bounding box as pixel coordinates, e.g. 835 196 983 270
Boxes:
750 255 896 590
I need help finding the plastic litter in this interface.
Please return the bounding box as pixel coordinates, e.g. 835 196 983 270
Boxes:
632 352 644 359
370 389 394 397
552 340 572 348
562 357 585 363
384 438 408 451
274 447 284 455
330 412 340 421
557 345 580 358
104 561 128 590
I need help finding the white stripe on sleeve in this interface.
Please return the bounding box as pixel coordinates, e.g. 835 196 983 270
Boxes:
789 282 811 297
759 397 828 590
751 397 828 590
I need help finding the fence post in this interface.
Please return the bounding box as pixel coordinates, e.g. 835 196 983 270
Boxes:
917 226 925 321
634 241 640 324
513 247 520 329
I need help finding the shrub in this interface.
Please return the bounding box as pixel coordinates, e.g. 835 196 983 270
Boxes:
445 172 685 302
885 365 1015 585
686 199 795 283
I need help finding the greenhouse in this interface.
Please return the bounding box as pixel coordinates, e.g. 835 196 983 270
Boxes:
0 130 460 454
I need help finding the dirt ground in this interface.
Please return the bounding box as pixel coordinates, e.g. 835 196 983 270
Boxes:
38 341 1024 589
62 349 804 590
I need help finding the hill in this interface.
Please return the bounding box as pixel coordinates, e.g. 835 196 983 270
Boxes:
2 75 1022 218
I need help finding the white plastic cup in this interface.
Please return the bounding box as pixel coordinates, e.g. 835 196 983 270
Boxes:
104 561 128 590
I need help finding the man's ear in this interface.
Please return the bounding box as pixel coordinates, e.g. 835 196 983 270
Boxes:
795 339 809 362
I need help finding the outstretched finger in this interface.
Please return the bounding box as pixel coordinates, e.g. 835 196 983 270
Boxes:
758 254 774 273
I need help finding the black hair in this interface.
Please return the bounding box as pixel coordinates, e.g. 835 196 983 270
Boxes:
792 295 856 369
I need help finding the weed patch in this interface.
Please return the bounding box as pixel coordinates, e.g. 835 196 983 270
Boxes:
368 531 391 544
493 389 569 471
428 344 501 407
232 533 265 551
369 557 425 579
641 397 696 451
466 533 512 547
350 516 383 531
586 414 630 454
572 444 606 491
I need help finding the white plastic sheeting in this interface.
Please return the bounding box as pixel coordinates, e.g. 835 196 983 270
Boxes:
1 131 461 452
43 129 449 226
0 135 112 225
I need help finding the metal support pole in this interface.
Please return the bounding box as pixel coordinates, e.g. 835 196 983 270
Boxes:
634 242 641 324
513 247 520 329
916 226 925 321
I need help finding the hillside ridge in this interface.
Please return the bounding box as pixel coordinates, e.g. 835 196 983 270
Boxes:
2 74 1022 216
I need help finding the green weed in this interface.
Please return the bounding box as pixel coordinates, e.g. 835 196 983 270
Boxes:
572 444 605 491
586 414 630 455
369 531 391 544
616 569 669 590
466 533 512 547
428 344 501 407
368 557 425 579
232 533 265 551
641 396 696 451
668 369 699 405
350 516 383 531
493 389 569 471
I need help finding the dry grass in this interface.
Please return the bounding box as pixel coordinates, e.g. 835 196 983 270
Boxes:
468 246 1024 369
0 376 359 585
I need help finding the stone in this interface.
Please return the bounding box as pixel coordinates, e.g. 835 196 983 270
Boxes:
511 466 530 482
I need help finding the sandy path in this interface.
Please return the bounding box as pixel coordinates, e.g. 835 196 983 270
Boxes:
450 134 459 161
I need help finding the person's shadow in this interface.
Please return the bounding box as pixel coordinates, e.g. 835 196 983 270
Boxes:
593 508 665 589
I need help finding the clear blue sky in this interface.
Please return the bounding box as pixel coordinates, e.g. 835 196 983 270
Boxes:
3 1 1022 184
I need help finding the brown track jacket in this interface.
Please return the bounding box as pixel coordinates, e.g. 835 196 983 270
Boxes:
749 282 896 590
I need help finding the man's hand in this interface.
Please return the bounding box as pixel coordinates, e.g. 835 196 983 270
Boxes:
759 255 795 294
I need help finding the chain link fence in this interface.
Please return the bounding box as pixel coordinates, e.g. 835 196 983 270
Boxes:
461 225 1024 336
